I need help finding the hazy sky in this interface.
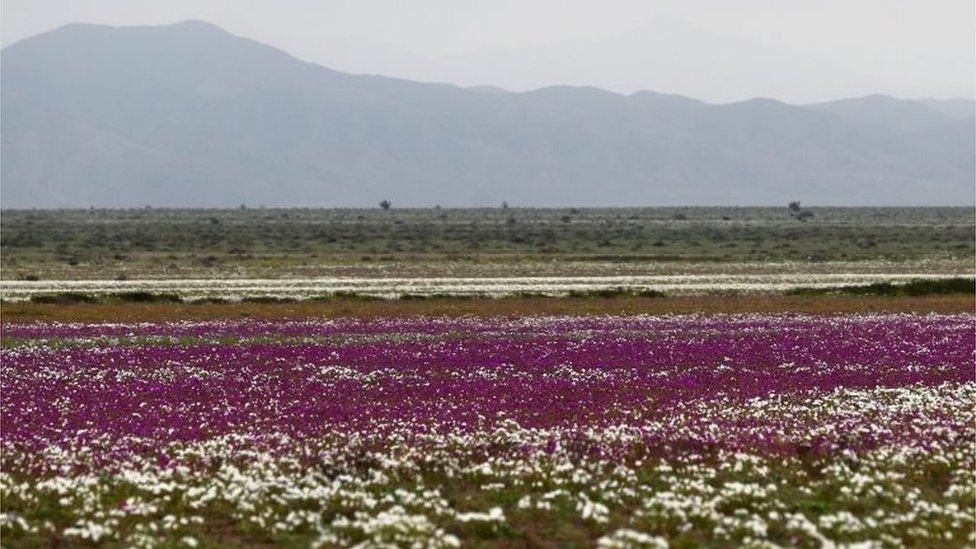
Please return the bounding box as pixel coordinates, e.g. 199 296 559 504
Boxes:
2 0 973 103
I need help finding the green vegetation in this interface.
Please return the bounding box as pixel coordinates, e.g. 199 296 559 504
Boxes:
565 287 666 298
785 277 975 297
20 288 668 305
29 291 182 305
16 280 972 307
1 207 973 279
28 292 96 305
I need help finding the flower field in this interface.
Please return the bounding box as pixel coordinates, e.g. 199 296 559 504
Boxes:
0 273 968 301
1 314 974 546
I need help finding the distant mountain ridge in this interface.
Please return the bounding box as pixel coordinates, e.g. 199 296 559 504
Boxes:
2 20 973 207
806 94 960 130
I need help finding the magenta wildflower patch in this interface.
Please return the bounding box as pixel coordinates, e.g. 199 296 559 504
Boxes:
1 314 974 546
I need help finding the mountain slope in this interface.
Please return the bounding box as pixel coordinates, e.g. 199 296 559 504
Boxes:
2 20 973 207
805 94 961 130
919 98 976 119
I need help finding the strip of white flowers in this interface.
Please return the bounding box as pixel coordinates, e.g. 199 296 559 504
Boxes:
0 273 964 300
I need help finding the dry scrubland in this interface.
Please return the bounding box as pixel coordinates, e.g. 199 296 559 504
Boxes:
1 207 975 546
2 207 972 280
1 207 972 304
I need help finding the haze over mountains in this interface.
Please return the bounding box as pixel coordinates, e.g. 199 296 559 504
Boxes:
2 20 973 207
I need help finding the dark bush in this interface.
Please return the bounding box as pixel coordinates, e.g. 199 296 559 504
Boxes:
241 296 298 303
308 292 382 301
900 278 975 296
30 292 96 304
111 292 183 303
193 297 230 304
785 277 974 297
566 287 665 298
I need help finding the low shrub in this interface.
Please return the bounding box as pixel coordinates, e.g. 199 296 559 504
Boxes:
29 292 96 304
110 292 183 303
566 287 665 298
785 277 975 297
241 296 298 303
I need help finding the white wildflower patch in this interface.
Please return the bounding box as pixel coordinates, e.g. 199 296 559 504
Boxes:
0 272 964 301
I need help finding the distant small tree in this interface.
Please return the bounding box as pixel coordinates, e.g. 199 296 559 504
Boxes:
501 201 509 209
788 201 801 214
379 200 392 211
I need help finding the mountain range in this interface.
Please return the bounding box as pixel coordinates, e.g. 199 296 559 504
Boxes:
2 20 973 207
